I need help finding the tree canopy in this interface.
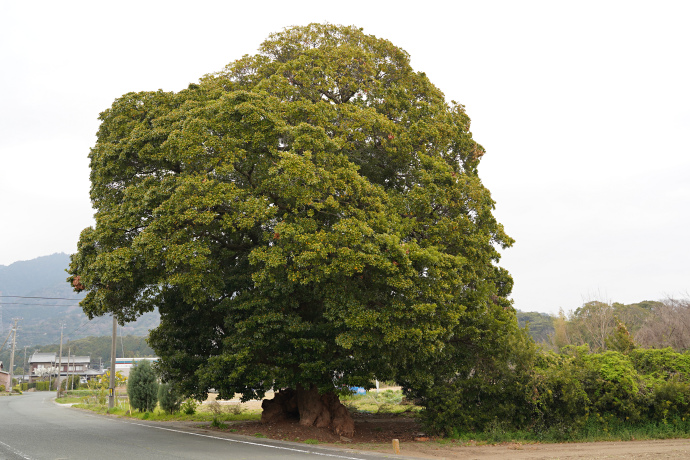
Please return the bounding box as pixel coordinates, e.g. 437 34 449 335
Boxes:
68 24 514 406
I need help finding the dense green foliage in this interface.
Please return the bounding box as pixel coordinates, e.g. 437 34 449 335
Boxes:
158 382 183 414
68 23 514 403
423 342 690 438
127 360 158 412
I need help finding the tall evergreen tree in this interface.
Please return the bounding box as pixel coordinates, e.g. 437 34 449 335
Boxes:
69 23 514 435
127 360 158 412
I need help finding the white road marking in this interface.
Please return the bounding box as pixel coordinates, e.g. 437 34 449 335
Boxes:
0 440 34 460
126 421 371 460
70 406 378 459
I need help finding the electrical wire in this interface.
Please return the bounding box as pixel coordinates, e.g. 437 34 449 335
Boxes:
0 303 81 307
0 295 83 300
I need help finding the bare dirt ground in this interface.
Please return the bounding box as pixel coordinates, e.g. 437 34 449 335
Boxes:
346 438 690 459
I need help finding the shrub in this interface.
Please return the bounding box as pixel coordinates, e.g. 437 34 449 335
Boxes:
530 348 591 433
181 399 198 415
60 375 81 391
127 360 159 412
0 385 5 392
207 400 223 416
158 382 183 414
417 325 537 435
211 418 228 429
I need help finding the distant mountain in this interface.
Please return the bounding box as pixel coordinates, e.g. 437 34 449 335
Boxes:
0 253 74 297
0 253 159 352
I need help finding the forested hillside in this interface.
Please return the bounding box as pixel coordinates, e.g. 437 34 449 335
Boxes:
0 253 159 371
518 298 690 353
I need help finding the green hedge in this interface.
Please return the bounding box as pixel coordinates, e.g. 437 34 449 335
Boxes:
420 345 690 436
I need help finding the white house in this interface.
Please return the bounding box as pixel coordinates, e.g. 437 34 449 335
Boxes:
114 357 158 377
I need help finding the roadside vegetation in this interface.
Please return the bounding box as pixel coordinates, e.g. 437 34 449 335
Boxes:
58 389 260 422
341 389 419 416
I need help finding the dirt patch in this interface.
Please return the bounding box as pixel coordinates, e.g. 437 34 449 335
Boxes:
225 412 421 444
382 439 690 459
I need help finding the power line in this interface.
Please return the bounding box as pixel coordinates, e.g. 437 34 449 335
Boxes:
1 303 81 307
0 295 83 300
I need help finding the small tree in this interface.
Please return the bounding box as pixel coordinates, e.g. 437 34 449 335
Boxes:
127 360 158 412
158 382 182 414
96 370 127 389
606 320 636 354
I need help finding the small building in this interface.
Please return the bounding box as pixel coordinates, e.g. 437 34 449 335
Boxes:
0 370 10 390
114 357 158 377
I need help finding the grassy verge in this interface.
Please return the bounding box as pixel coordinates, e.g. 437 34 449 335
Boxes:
73 404 260 422
58 390 260 422
341 389 420 415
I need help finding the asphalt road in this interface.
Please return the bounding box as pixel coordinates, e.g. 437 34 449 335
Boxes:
0 392 411 460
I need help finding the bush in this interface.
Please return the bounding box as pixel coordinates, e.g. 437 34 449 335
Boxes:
127 360 159 412
158 382 183 414
181 399 198 415
35 381 50 391
415 326 690 439
60 375 81 391
417 325 537 435
0 385 5 392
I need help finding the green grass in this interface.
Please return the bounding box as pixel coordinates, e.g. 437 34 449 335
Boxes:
73 403 261 421
55 395 85 404
442 416 690 445
65 389 260 422
64 388 417 420
341 389 420 415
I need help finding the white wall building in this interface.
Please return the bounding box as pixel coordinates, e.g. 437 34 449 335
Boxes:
114 357 158 377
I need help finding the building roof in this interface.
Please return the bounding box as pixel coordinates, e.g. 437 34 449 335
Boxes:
29 352 56 364
29 353 91 364
61 356 90 364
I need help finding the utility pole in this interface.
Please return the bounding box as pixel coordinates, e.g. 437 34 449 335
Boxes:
67 343 72 391
9 319 19 391
0 292 4 336
108 314 117 410
56 323 64 393
23 346 28 382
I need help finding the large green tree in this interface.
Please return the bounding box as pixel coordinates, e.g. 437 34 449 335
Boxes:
69 24 514 435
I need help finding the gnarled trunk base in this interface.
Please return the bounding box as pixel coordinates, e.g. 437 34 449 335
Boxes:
260 385 355 437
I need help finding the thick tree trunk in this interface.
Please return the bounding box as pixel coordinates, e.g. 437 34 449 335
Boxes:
260 385 355 437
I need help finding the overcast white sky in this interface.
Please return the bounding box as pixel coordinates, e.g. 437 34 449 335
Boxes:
1 1 688 314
